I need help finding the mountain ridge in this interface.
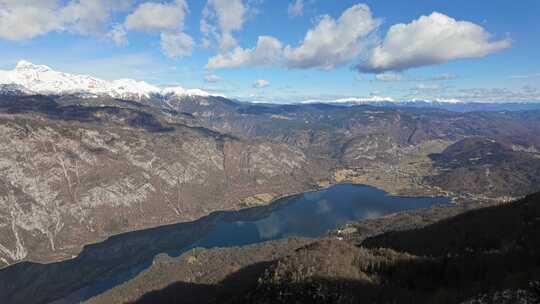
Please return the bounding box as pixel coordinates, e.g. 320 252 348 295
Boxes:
3 61 540 110
0 61 220 100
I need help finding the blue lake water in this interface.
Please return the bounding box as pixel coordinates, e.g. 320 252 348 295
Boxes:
191 184 450 250
0 184 451 304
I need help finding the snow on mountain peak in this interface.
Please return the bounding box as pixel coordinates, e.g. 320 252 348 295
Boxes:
15 60 52 72
301 95 396 105
0 61 215 100
334 95 396 103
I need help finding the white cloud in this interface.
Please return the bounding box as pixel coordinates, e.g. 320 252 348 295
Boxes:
160 32 194 59
201 0 246 50
407 86 540 103
206 36 283 69
375 73 457 82
124 0 187 32
454 87 540 102
204 74 223 83
0 0 196 60
0 1 62 40
288 0 303 18
357 12 511 73
415 83 443 92
0 0 133 41
107 24 128 46
283 4 381 69
253 79 270 88
425 74 457 81
375 73 405 82
62 0 133 36
206 4 381 70
123 0 193 59
509 73 540 79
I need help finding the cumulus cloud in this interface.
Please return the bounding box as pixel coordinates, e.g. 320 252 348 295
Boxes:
253 79 270 88
288 0 304 18
160 32 194 58
201 0 247 50
283 4 381 69
206 36 283 69
107 24 128 46
0 0 132 41
206 4 381 70
124 0 187 32
62 0 133 36
0 0 195 59
0 1 62 40
123 0 193 58
204 74 223 83
357 12 511 73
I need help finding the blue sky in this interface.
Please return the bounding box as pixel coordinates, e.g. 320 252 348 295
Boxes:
0 0 539 103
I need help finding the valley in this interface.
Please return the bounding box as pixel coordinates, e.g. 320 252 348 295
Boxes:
0 63 539 303
0 184 450 304
0 0 538 302
1 88 540 269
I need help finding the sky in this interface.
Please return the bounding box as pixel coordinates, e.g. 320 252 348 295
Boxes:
0 0 539 103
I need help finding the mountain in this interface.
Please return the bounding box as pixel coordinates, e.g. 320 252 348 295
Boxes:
0 94 330 269
3 61 540 113
1 68 540 303
305 97 540 112
1 90 540 271
427 137 540 197
301 95 397 104
0 61 218 100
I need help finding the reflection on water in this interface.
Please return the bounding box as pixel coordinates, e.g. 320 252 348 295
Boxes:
1 184 450 304
192 184 450 249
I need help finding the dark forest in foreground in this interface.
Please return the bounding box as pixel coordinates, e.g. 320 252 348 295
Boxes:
130 192 540 304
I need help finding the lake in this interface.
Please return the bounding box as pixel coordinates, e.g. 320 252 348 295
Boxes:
0 184 451 304
191 184 450 249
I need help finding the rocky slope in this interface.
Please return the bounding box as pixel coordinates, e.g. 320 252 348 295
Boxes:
168 100 540 198
0 95 330 267
0 89 539 303
428 137 540 197
2 92 540 269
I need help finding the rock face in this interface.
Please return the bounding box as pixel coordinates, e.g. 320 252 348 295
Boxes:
1 93 540 271
0 96 329 267
171 101 540 198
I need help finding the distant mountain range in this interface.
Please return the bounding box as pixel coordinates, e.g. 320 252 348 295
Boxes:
0 61 219 100
2 61 539 112
302 97 540 112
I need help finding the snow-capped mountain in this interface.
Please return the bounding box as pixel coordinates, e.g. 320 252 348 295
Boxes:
332 96 397 104
301 95 396 105
301 96 469 106
0 60 218 100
